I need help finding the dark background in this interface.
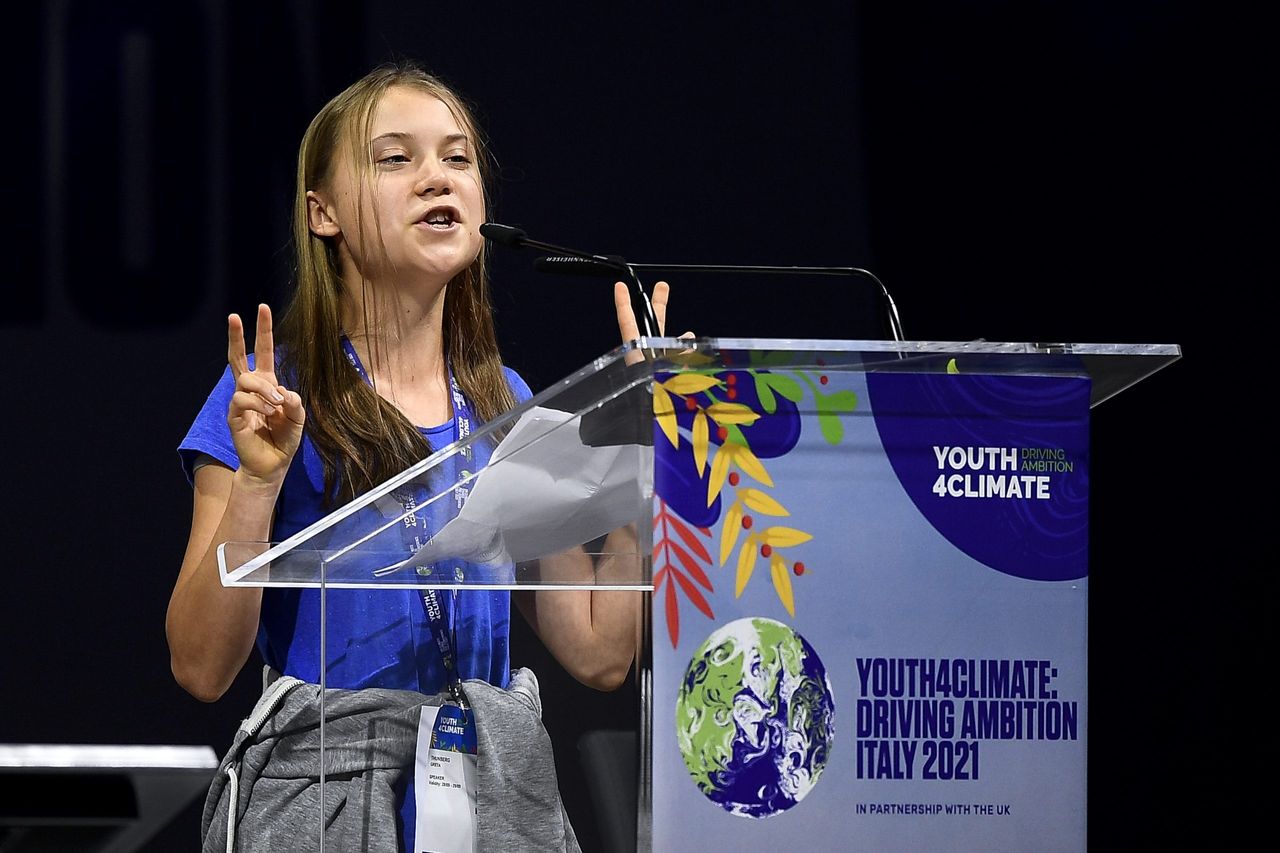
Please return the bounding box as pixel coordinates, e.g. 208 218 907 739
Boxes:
3 2 1268 851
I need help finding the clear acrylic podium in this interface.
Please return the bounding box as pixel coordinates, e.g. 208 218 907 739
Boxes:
219 336 1179 853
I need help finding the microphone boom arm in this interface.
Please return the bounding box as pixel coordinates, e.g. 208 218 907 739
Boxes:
537 258 905 341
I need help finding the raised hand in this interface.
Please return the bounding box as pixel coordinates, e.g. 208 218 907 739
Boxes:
226 304 305 486
613 280 669 343
613 281 694 365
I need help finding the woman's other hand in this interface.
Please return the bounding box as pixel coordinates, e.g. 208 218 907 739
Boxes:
613 281 694 365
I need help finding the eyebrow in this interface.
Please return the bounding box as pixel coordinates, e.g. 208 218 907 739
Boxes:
370 132 469 145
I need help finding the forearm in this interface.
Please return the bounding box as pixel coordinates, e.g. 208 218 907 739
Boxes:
518 526 644 690
585 525 644 672
166 469 275 702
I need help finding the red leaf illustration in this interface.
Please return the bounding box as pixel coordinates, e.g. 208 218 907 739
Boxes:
668 540 713 591
672 568 715 619
668 514 713 563
665 577 680 648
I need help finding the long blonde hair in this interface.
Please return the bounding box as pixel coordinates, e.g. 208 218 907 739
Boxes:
279 61 516 505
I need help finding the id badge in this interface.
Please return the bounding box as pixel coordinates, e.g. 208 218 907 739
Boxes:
414 702 479 853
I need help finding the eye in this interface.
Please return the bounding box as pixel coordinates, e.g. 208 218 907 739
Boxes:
444 153 472 167
376 153 410 165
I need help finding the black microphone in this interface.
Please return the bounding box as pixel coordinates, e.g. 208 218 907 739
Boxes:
478 222 528 248
479 222 631 272
533 257 905 341
480 222 661 338
533 255 629 278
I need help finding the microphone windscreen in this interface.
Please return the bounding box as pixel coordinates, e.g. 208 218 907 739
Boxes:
479 222 526 246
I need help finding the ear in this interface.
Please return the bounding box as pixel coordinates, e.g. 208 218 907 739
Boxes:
306 190 341 237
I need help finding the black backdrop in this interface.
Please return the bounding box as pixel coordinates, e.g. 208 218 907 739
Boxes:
3 2 1267 850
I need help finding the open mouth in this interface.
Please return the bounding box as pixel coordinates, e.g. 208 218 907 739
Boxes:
420 208 459 229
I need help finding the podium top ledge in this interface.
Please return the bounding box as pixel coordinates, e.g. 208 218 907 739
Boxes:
621 336 1180 358
613 337 1180 407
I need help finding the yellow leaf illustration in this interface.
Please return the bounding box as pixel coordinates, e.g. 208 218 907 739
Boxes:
662 374 721 395
720 500 744 567
707 443 735 506
760 526 814 547
741 488 788 516
653 383 678 448
770 553 795 617
735 537 758 597
669 350 717 367
705 402 761 425
692 410 709 476
732 444 774 487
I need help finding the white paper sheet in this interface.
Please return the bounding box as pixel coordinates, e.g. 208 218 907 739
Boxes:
406 406 652 568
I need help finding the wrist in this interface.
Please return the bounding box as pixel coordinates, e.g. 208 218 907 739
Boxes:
231 467 285 503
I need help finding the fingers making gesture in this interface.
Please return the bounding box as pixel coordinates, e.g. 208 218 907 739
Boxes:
613 280 669 344
613 280 695 365
226 304 306 486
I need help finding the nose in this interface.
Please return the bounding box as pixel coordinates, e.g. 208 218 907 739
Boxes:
413 161 452 197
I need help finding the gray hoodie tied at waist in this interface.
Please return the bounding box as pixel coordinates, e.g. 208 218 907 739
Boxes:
201 667 581 853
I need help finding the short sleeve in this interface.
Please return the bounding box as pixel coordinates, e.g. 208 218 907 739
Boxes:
503 366 534 405
177 364 243 486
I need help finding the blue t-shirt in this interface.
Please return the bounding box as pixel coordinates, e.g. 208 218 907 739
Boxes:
177 352 534 694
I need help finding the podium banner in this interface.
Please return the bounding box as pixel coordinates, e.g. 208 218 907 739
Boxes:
650 356 1089 852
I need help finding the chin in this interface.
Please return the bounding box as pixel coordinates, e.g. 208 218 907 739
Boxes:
414 250 476 280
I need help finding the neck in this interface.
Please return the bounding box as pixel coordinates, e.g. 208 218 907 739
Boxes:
341 276 454 424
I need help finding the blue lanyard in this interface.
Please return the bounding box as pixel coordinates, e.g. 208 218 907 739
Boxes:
340 336 474 700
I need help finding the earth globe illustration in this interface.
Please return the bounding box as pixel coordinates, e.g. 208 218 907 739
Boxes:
675 617 835 818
